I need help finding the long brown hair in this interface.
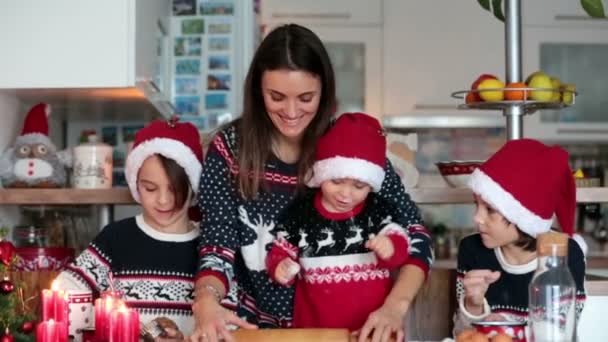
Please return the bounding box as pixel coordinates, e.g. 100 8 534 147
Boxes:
237 24 336 199
158 155 191 209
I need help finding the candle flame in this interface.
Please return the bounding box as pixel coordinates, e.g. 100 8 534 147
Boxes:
51 280 59 291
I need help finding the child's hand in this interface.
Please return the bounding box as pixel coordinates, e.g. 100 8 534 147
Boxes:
462 269 501 314
275 258 300 285
365 234 395 260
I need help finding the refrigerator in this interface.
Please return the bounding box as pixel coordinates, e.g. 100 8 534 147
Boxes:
169 0 257 130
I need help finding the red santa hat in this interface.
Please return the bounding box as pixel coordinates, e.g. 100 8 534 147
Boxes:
16 102 51 144
468 139 587 253
307 112 386 192
125 117 203 203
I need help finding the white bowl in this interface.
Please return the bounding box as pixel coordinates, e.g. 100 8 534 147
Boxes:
436 160 484 188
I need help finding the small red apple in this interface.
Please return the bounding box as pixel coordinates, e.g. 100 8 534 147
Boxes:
468 74 498 102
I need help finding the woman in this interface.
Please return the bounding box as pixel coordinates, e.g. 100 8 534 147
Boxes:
191 24 433 342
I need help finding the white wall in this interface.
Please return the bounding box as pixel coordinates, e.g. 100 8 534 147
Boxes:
0 93 23 237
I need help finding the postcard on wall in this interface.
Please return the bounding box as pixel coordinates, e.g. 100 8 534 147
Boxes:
174 37 202 56
207 74 231 90
175 77 201 95
181 18 205 34
208 37 230 51
207 20 232 34
176 96 201 116
179 114 207 130
208 55 230 70
200 1 234 16
122 125 144 143
175 59 201 75
205 93 228 110
173 0 196 15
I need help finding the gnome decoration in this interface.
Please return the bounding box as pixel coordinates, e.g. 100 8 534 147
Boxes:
0 103 72 188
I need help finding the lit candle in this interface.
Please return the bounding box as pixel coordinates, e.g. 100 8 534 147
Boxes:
41 281 69 323
94 296 123 342
109 304 139 342
36 319 68 342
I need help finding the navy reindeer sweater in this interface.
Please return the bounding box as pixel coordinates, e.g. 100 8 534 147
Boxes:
55 215 199 335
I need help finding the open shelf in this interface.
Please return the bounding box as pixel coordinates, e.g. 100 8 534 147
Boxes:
0 188 135 205
410 187 608 204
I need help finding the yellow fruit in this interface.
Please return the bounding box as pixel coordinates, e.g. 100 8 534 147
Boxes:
528 72 553 101
478 78 505 102
525 70 544 84
550 77 561 102
562 84 576 105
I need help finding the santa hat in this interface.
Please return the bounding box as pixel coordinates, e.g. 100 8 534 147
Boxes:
307 112 386 192
468 139 587 254
16 103 52 144
125 117 203 203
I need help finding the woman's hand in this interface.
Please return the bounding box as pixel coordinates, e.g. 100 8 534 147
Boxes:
354 298 408 342
462 269 500 315
190 295 257 342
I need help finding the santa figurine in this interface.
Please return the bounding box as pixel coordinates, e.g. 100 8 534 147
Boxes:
0 103 72 188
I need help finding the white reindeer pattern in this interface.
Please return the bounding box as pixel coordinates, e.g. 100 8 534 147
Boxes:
238 206 276 271
316 228 336 253
343 225 364 251
298 229 309 249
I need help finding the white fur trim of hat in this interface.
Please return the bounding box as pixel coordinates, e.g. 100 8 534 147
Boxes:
468 168 552 237
125 137 202 203
307 156 386 192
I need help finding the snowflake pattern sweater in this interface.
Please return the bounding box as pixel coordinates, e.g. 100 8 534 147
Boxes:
266 190 416 330
196 123 434 328
454 233 586 333
55 215 200 335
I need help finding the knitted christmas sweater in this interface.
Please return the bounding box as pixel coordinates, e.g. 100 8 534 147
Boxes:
454 233 586 333
196 123 434 328
55 215 200 335
266 191 412 330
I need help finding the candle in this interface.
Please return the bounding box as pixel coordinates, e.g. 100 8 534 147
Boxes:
41 281 69 323
109 305 139 342
94 296 123 342
36 319 68 342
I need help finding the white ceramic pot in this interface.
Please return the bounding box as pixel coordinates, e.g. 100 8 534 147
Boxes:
72 135 113 189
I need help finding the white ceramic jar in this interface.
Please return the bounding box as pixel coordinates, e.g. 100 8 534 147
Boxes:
72 135 112 189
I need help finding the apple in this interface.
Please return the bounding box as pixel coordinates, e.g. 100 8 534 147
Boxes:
550 77 562 102
562 84 576 105
528 72 553 101
478 78 505 102
469 74 498 102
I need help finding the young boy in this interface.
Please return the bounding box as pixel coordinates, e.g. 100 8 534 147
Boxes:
266 113 430 330
454 139 587 334
55 118 204 338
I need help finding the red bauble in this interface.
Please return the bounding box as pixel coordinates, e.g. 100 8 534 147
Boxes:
0 279 14 294
0 331 14 342
0 240 16 266
19 321 35 334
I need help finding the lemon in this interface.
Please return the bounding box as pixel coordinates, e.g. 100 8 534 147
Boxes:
528 73 553 101
477 79 505 102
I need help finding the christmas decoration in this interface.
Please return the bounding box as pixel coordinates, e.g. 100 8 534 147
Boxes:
0 237 36 342
0 103 73 188
0 278 14 294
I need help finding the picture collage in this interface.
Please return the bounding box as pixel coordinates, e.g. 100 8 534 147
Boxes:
171 0 236 131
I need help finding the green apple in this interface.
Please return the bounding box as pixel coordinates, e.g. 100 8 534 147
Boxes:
550 77 562 102
528 73 553 101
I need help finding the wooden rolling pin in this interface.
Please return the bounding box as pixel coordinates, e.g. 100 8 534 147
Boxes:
232 328 396 342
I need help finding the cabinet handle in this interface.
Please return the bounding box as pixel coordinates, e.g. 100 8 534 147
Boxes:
557 128 608 134
272 12 351 20
554 15 608 21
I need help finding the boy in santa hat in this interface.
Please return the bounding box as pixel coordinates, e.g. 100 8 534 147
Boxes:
55 118 203 340
266 113 431 331
453 139 587 334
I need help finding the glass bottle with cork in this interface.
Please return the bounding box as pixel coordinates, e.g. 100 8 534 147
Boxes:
528 231 577 342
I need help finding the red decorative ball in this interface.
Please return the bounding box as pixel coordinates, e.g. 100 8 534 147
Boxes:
19 321 35 334
0 279 14 294
0 332 14 342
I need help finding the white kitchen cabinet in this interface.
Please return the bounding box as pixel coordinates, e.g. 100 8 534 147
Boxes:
0 0 169 90
522 0 608 30
383 0 505 115
260 0 381 26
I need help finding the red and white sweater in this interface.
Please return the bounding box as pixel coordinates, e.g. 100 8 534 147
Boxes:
266 191 414 330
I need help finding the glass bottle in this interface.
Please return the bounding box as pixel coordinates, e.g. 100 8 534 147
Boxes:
528 232 576 342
